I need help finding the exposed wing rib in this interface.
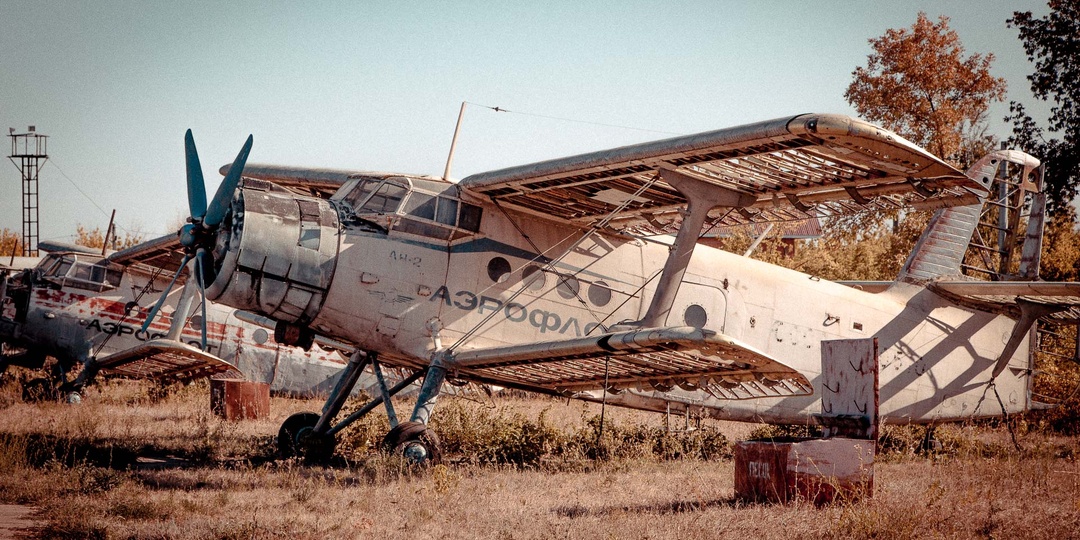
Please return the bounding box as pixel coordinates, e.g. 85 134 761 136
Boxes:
106 233 186 274
929 280 1080 322
459 114 978 234
448 326 812 400
93 339 237 382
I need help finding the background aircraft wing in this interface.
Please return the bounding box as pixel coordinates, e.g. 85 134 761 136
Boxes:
93 338 237 382
447 326 812 400
459 113 980 234
929 280 1080 322
106 233 187 274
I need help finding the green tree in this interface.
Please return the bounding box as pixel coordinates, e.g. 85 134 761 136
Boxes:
846 12 1007 165
1007 1 1080 213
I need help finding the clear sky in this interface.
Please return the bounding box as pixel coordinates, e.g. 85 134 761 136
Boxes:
0 0 1052 246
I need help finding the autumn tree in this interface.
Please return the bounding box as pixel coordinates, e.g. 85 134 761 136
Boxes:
792 13 1009 276
846 12 1007 164
74 224 144 252
1006 1 1080 213
0 228 20 258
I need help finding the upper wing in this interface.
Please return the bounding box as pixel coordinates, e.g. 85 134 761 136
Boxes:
930 280 1080 322
218 164 356 200
447 326 813 400
459 113 980 234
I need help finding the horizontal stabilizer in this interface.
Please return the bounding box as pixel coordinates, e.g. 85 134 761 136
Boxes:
94 339 237 382
929 280 1080 322
449 326 812 400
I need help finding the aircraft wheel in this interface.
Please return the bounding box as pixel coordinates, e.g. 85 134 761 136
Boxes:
278 412 337 462
22 377 58 402
65 391 82 404
382 421 442 465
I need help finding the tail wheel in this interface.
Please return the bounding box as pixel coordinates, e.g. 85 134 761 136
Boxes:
278 411 336 462
382 421 442 465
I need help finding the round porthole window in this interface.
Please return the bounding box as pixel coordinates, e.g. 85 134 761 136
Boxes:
588 281 612 306
487 257 511 283
253 328 269 345
684 304 707 328
556 274 580 299
522 265 546 291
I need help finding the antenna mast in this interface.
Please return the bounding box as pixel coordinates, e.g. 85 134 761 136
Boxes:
8 127 48 256
442 102 467 182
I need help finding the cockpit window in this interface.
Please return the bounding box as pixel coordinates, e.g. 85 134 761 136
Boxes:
41 254 123 292
338 175 483 241
343 178 407 214
396 191 482 241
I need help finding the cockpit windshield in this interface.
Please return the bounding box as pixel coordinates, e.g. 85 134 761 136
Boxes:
342 178 408 214
337 175 483 242
39 254 123 292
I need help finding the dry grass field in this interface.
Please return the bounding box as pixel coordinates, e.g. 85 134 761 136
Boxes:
0 374 1078 540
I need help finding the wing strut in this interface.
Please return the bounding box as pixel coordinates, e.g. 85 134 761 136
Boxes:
992 299 1065 379
639 168 756 327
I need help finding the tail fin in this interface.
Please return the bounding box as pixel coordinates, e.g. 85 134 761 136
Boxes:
897 150 1043 284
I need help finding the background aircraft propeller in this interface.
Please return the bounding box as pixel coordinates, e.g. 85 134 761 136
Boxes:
141 130 253 351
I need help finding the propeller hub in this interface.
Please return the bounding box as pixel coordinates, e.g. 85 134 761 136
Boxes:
179 223 199 249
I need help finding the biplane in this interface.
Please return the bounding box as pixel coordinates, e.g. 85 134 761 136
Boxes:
0 242 361 401
119 113 1078 462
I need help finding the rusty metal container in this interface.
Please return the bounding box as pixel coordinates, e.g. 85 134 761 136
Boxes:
734 436 874 505
210 379 270 420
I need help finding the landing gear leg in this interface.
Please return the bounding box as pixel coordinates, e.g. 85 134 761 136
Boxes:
381 364 446 464
277 349 371 461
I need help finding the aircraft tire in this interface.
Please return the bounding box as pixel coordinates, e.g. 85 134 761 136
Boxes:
382 421 442 465
278 412 322 459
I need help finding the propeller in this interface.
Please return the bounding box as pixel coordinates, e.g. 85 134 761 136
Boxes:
141 130 253 351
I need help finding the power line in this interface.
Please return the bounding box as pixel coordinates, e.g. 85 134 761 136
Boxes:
43 159 144 236
465 102 684 136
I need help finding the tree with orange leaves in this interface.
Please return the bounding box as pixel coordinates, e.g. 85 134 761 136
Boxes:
845 12 1007 165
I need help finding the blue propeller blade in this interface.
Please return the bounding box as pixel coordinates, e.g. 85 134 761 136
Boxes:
195 248 210 350
205 135 253 227
185 130 207 221
140 253 191 333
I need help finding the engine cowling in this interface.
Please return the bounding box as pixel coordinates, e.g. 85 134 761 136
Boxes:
207 181 340 325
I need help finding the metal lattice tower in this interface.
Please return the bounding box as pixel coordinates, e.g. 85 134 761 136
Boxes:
8 127 48 257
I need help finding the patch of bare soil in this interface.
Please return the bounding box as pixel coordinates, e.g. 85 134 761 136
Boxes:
0 505 41 540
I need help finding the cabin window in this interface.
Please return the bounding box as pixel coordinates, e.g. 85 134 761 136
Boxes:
458 203 482 232
487 257 511 283
523 265 546 291
436 198 458 226
556 274 580 299
684 304 708 328
588 281 612 306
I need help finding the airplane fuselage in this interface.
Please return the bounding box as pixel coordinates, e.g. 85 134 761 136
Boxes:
210 174 1031 424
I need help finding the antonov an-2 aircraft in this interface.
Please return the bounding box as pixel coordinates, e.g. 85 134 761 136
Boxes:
112 113 1079 462
0 243 364 401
